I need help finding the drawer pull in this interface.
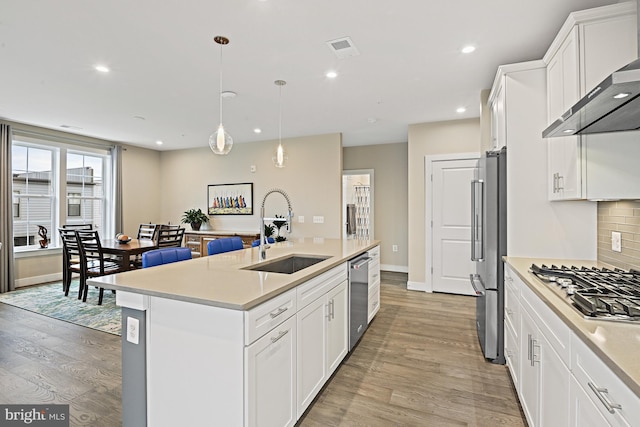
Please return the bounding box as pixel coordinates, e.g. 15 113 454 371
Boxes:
269 307 288 318
270 330 289 344
588 382 622 414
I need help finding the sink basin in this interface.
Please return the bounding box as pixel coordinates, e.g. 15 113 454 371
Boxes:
244 254 331 274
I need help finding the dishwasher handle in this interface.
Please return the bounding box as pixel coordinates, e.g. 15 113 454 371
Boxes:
350 257 371 270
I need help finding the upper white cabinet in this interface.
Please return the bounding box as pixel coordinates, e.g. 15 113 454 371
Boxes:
544 2 639 200
490 80 506 149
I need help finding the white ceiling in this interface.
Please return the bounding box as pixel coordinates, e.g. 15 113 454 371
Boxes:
0 0 620 151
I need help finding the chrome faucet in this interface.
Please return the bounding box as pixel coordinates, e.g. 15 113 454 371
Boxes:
259 188 293 260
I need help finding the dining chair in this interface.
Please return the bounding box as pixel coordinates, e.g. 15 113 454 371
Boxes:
156 227 185 248
142 247 192 268
208 236 244 255
58 228 84 298
251 237 275 247
75 230 126 304
62 223 93 230
137 223 157 240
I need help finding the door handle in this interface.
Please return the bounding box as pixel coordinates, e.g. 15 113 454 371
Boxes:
470 180 484 261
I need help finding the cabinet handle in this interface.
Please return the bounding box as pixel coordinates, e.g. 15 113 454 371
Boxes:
531 339 539 366
588 382 622 414
270 330 289 344
506 308 513 316
269 307 288 318
557 174 564 191
330 299 335 320
527 334 532 362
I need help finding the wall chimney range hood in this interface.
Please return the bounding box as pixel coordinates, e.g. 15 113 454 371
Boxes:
542 0 640 139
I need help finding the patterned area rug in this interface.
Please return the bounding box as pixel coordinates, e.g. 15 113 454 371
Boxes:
0 280 121 336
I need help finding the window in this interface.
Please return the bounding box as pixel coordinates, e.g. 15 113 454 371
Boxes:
67 192 81 217
11 136 114 250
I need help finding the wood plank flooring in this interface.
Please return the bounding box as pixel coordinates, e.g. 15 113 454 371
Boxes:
0 272 525 426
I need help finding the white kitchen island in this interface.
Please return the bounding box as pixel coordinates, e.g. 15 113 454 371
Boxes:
88 238 380 427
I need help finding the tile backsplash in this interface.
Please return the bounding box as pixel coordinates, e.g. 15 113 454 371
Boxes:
598 201 640 271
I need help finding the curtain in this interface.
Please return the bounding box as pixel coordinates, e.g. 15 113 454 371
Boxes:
112 145 123 234
0 123 15 293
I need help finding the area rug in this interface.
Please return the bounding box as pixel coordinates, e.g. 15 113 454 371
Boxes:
0 280 121 336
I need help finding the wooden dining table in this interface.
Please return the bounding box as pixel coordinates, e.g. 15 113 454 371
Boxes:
100 238 158 271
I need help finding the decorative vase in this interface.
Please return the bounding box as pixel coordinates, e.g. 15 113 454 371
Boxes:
191 222 202 231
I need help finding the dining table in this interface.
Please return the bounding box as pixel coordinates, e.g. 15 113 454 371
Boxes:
100 238 158 271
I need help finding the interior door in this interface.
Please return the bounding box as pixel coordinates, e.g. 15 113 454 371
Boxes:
431 158 479 295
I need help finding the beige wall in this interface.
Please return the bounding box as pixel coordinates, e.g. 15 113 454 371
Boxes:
343 143 408 271
407 119 481 286
121 145 162 236
158 133 343 239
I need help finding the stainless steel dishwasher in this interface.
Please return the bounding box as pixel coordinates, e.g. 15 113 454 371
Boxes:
348 253 370 351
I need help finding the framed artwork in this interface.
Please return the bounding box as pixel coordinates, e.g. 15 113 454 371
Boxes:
208 183 253 215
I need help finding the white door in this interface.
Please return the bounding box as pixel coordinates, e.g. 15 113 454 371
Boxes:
431 158 478 295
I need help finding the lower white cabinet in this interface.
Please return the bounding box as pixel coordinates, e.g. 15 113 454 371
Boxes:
246 315 297 427
296 279 348 417
569 376 611 427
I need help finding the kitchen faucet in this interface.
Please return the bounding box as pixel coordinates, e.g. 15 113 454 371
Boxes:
259 188 293 260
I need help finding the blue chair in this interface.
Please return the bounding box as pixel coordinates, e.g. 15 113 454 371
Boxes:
251 237 275 247
208 237 244 255
142 247 192 268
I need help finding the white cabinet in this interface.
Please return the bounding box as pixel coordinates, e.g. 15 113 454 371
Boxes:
296 279 348 418
368 246 381 322
246 315 297 427
491 80 506 149
569 376 611 427
544 3 638 200
504 266 521 391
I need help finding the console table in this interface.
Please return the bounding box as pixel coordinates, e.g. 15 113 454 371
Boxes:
184 230 260 257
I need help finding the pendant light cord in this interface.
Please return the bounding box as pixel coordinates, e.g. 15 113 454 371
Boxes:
278 83 282 144
219 44 223 125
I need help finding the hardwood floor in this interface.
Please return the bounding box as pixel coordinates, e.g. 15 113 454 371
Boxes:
0 272 525 427
299 272 525 427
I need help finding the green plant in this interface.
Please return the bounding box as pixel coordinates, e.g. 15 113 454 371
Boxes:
264 223 275 238
275 235 287 242
181 208 209 225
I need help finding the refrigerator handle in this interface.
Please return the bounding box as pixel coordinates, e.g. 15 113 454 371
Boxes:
469 274 485 296
470 180 484 261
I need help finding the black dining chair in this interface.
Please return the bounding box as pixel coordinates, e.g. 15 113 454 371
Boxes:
156 226 185 248
58 228 84 298
75 230 126 304
130 223 158 269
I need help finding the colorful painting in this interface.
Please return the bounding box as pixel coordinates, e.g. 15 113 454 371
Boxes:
208 183 253 215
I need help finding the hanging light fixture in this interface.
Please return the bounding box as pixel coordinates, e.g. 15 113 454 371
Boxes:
273 79 287 168
209 36 233 155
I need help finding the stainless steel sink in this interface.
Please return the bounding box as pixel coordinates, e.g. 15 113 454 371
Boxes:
244 254 331 274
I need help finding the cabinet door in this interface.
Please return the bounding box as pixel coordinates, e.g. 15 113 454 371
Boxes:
296 295 328 417
246 315 297 427
519 306 539 427
569 376 611 427
491 80 506 149
538 333 570 427
326 281 348 376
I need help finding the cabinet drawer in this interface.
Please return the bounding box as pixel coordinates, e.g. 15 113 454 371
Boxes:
571 334 640 425
521 282 571 367
504 320 520 392
296 263 348 309
245 288 296 345
368 260 380 288
368 246 380 263
368 282 380 323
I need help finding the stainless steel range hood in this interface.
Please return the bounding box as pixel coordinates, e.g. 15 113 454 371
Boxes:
543 0 640 138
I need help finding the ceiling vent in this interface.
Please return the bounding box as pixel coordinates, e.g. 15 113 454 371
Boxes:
326 37 360 59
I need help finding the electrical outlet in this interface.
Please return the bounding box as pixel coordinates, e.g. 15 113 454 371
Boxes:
250 165 256 173
298 216 304 223
313 216 324 224
612 231 622 252
392 245 398 252
127 317 139 344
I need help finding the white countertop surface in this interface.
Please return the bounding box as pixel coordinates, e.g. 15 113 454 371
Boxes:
504 256 640 398
88 238 379 310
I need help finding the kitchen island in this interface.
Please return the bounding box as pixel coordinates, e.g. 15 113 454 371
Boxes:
88 238 380 427
504 257 640 426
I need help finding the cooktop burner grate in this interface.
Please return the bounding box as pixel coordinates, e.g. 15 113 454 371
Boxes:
529 264 640 322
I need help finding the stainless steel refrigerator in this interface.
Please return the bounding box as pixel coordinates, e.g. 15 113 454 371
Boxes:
470 147 506 364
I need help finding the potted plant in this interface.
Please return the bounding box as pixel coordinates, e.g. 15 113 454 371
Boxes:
181 208 209 231
272 215 288 242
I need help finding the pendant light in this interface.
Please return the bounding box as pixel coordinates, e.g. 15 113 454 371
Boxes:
209 36 233 155
273 79 287 168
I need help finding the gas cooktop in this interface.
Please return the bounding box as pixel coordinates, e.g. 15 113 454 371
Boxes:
530 264 640 322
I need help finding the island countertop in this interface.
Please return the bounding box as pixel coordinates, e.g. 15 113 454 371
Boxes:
504 256 640 398
88 238 379 310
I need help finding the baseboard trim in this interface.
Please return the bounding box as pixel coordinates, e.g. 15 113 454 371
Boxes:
380 264 408 273
407 280 431 292
15 272 63 288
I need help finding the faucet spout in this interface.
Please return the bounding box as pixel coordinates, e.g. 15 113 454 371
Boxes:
259 188 294 261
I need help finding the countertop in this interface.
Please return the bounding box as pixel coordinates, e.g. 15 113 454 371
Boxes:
88 238 379 311
504 256 640 398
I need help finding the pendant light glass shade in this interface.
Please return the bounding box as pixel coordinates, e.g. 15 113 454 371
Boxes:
273 80 287 168
210 36 233 156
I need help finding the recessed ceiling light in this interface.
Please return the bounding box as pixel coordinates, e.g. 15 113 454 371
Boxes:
613 92 630 99
326 71 338 79
367 117 377 124
156 140 163 145
253 128 262 134
133 116 146 120
221 90 237 98
60 124 83 130
94 64 110 73
461 45 476 54
456 107 466 113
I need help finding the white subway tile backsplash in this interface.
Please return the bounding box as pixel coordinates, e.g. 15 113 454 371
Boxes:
598 201 640 271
